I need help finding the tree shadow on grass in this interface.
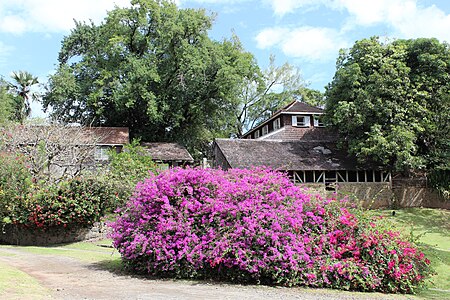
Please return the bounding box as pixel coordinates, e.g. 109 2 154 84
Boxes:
379 208 450 237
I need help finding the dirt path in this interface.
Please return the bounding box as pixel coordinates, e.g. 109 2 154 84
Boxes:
0 247 413 300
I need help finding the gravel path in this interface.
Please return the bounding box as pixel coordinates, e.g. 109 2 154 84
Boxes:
0 247 414 300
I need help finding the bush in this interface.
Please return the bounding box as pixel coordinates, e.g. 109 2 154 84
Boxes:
0 153 32 222
110 168 432 293
98 139 159 208
8 177 119 230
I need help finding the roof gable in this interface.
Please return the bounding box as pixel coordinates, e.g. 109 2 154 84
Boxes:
242 100 324 138
281 101 324 114
141 142 194 162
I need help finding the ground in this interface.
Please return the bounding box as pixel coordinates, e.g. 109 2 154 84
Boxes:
0 241 410 300
0 207 448 299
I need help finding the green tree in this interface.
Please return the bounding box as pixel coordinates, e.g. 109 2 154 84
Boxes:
0 78 15 124
236 55 305 136
295 87 324 107
325 37 450 174
42 0 258 157
8 71 39 123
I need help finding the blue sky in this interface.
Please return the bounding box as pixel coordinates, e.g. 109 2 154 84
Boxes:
1 0 450 117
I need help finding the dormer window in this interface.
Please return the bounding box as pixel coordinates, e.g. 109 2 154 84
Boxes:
254 130 260 138
292 115 310 127
314 115 325 127
262 125 269 135
273 118 281 130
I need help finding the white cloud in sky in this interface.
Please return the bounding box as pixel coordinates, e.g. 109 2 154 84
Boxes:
256 26 347 61
257 0 450 61
0 42 13 66
0 0 131 34
264 0 326 16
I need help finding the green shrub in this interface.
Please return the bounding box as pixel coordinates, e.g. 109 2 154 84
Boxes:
8 177 119 230
0 153 32 222
99 139 158 208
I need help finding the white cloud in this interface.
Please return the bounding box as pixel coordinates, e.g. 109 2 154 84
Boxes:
255 27 290 48
335 0 450 42
256 26 347 61
0 0 131 34
264 0 326 16
0 42 13 67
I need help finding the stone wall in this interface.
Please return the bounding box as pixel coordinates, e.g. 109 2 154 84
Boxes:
299 183 392 208
0 222 110 246
297 182 448 209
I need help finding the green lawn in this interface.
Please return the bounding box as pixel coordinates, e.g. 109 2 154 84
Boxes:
374 208 450 300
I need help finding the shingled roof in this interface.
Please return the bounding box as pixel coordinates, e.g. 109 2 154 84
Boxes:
141 142 194 162
83 127 129 145
279 100 324 114
214 138 358 171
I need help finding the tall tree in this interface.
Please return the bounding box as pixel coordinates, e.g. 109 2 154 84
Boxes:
42 0 258 156
8 71 39 123
0 78 15 124
235 55 304 136
325 37 450 174
295 87 324 107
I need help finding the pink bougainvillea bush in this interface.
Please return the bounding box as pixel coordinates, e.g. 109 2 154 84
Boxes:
109 167 432 293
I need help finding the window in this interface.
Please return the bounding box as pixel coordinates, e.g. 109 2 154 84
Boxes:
273 118 281 130
292 115 310 127
254 130 260 138
94 146 110 161
262 125 269 135
314 115 325 127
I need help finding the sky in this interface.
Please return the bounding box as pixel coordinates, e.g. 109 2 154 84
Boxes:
1 0 450 117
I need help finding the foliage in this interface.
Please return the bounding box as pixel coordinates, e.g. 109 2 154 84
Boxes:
373 208 450 299
42 0 259 157
0 153 32 222
325 37 450 174
0 79 16 124
295 87 324 107
99 139 159 207
428 169 450 200
110 167 432 293
236 55 305 136
7 71 40 123
7 177 119 230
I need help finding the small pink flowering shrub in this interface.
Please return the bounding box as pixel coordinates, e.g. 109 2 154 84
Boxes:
110 168 432 293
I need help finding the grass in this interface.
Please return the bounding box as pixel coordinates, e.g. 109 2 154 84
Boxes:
2 239 121 264
0 260 51 299
373 208 450 299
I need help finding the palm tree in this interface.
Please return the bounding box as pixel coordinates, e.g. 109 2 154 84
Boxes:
8 71 39 123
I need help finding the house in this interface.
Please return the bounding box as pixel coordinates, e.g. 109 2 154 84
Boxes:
1 125 130 178
141 142 194 167
213 101 392 207
83 127 130 161
241 101 335 141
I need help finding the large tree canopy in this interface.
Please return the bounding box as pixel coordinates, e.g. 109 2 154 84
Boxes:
325 37 450 174
43 0 258 156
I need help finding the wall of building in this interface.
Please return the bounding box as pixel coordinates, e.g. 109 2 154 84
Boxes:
296 182 448 209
